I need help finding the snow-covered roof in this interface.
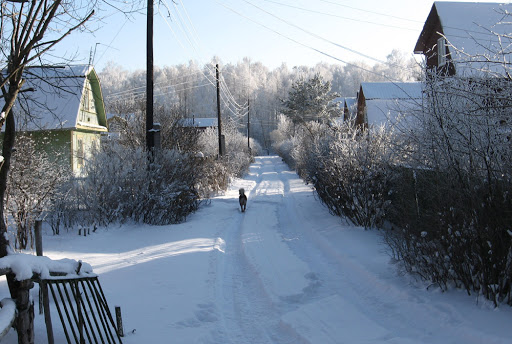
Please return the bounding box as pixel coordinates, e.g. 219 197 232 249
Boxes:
180 118 218 128
416 2 512 76
344 97 357 109
6 65 106 131
361 82 423 100
331 97 344 107
365 99 420 130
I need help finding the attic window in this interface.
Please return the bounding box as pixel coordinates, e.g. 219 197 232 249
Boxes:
437 37 447 67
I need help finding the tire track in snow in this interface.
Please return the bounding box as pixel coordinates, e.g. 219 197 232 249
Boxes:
208 158 299 343
272 158 507 344
208 156 507 344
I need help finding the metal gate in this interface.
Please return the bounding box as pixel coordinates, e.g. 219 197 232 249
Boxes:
39 276 122 344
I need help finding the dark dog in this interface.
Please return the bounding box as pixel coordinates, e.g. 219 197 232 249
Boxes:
239 188 247 212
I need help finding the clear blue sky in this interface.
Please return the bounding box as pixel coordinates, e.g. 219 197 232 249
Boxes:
54 0 508 72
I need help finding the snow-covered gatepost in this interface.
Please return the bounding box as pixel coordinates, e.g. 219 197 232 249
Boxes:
0 254 122 344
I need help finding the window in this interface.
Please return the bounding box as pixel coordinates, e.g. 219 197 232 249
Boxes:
437 37 447 67
76 138 84 169
81 83 96 114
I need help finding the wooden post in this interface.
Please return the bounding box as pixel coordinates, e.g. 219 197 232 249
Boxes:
247 97 250 151
14 279 34 344
216 64 224 156
115 306 124 337
35 220 44 316
41 282 54 344
146 0 154 152
34 220 42 257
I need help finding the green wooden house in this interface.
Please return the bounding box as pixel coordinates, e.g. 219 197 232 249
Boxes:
7 65 108 177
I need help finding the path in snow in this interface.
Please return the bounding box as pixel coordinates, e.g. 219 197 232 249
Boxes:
1 155 511 343
200 156 512 344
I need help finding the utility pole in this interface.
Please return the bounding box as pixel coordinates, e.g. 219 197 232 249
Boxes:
247 97 250 151
146 0 154 152
247 60 251 152
216 64 224 156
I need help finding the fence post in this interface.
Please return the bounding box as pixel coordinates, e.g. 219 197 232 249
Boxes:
115 306 124 337
13 279 34 344
35 220 43 257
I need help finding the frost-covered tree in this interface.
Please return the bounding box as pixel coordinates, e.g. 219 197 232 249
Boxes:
282 73 341 125
0 0 97 260
6 135 71 250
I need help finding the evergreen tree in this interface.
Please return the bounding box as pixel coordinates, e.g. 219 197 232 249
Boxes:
282 73 341 125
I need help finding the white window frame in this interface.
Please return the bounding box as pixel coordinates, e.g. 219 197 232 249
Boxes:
437 37 447 67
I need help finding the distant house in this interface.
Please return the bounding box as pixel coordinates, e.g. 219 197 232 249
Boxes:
343 97 357 122
414 1 512 76
5 65 108 176
356 82 423 130
179 117 218 131
330 97 356 126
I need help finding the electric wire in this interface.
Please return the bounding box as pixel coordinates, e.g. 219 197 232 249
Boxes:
242 0 388 64
105 70 205 98
261 0 419 32
317 0 423 23
216 0 399 81
168 0 246 111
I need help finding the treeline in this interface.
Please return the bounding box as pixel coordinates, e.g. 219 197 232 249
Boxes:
99 49 420 149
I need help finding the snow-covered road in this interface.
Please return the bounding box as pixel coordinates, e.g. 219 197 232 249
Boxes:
2 155 511 343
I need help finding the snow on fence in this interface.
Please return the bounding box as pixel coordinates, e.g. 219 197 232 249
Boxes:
0 252 121 344
0 298 16 340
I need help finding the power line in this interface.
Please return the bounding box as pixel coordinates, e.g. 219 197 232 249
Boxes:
316 0 423 24
105 70 206 98
261 0 419 32
216 0 399 81
242 0 387 64
317 0 503 38
167 0 246 111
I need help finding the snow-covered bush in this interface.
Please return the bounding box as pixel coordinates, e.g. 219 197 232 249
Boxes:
384 70 512 306
297 122 395 229
75 143 203 226
198 121 259 178
270 114 297 168
272 116 396 229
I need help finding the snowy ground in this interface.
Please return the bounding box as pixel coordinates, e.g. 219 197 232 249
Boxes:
1 155 512 343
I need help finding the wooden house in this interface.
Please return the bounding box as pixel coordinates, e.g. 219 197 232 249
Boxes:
356 82 423 130
179 117 218 131
414 2 512 76
6 65 108 176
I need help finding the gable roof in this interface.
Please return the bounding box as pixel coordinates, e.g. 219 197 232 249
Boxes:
8 64 107 131
360 82 423 100
415 2 512 75
344 97 357 109
359 82 423 130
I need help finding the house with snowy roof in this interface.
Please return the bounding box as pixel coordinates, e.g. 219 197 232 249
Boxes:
356 82 423 130
3 65 108 176
414 1 512 76
343 97 357 122
330 97 356 126
179 117 218 131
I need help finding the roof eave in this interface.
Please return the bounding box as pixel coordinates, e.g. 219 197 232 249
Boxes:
414 3 441 54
